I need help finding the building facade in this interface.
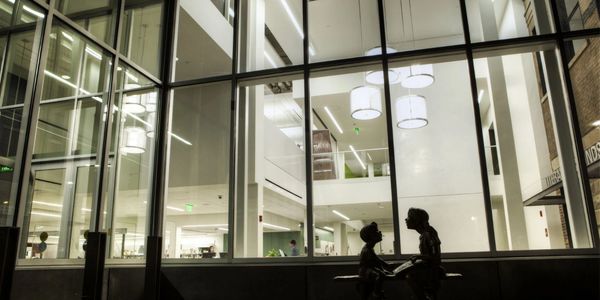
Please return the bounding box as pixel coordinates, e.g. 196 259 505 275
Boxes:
0 0 599 298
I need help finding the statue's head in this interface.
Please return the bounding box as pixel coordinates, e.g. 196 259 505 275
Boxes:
405 207 429 230
360 222 382 244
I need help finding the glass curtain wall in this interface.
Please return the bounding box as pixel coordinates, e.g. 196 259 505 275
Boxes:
236 74 307 258
162 82 231 260
0 0 44 226
20 20 112 261
474 43 593 250
2 0 599 269
310 65 394 257
565 36 600 239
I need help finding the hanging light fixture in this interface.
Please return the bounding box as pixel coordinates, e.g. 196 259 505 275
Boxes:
122 126 147 154
351 86 382 120
365 47 401 85
145 112 156 138
395 95 428 129
143 92 157 113
400 64 434 89
123 93 146 114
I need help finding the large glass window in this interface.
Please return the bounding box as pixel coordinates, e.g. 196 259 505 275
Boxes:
19 21 112 262
236 74 307 258
120 0 164 77
385 0 464 51
389 58 490 253
466 0 554 43
566 36 600 239
0 1 44 226
309 0 380 63
474 44 593 250
103 64 157 262
238 0 303 72
55 0 117 46
162 82 231 260
310 66 394 256
172 0 233 81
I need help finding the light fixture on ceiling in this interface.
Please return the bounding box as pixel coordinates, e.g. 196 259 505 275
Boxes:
365 47 400 85
332 209 350 221
324 106 344 134
123 93 146 114
263 222 291 231
592 120 600 127
350 86 382 120
122 126 147 154
145 112 156 138
395 95 428 129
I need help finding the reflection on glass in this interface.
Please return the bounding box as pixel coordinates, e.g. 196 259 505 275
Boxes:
310 66 394 256
173 1 233 81
390 59 489 253
466 0 553 42
385 0 464 51
56 0 116 45
103 65 157 262
556 0 600 32
238 0 303 72
0 0 15 28
14 0 45 26
475 46 592 250
162 82 231 260
566 36 600 239
236 75 307 258
309 0 380 63
120 0 164 77
20 24 111 262
0 13 44 226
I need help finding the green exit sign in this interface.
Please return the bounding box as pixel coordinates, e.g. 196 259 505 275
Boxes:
185 203 193 212
0 166 13 173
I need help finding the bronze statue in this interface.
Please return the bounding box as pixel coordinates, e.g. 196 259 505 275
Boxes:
405 208 443 300
358 222 392 300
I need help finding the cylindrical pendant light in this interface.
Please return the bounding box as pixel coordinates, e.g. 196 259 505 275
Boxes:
143 92 157 112
122 126 147 153
395 95 428 129
401 64 434 89
123 93 145 114
351 86 382 120
145 112 156 138
365 47 400 85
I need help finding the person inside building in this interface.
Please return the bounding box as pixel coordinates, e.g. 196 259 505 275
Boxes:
405 208 443 300
358 222 392 300
289 240 299 256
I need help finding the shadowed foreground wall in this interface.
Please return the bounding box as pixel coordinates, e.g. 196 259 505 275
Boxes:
11 256 599 299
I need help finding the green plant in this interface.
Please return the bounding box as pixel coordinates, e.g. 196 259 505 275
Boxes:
266 248 280 257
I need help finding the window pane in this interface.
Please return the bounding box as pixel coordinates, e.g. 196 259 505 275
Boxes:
162 82 231 260
466 0 553 43
555 0 600 32
238 0 303 72
0 0 15 28
104 65 157 262
474 44 593 250
566 36 600 239
0 19 44 226
309 0 380 63
120 0 164 77
43 23 111 100
173 1 233 81
236 74 307 258
55 0 116 45
310 66 394 256
19 23 111 263
14 0 45 26
385 0 464 51
389 58 489 253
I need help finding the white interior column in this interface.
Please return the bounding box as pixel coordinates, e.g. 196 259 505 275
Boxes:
333 222 348 256
478 0 529 250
